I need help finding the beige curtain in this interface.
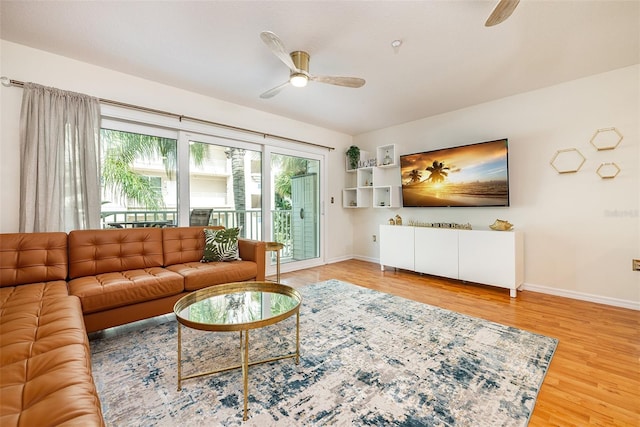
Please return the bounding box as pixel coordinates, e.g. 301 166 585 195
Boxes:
19 83 101 232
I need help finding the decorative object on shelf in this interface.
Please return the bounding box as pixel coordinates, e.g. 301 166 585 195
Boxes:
596 162 621 179
388 218 396 225
346 145 360 170
383 150 392 166
489 219 514 231
376 144 397 168
394 214 402 226
590 127 623 151
407 220 472 230
550 148 586 174
359 158 377 168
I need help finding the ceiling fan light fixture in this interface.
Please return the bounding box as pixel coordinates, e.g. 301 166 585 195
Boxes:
260 32 365 98
290 73 308 88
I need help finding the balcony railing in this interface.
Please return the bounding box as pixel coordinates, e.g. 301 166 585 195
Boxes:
100 209 293 260
272 209 292 259
101 210 177 228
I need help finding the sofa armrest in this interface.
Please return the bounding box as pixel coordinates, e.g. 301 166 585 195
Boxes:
238 239 266 281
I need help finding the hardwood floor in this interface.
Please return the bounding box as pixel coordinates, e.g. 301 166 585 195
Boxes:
275 259 640 427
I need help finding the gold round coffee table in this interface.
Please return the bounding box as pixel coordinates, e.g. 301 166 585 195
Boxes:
174 281 302 420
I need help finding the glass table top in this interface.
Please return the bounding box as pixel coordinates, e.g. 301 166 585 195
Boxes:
174 282 302 331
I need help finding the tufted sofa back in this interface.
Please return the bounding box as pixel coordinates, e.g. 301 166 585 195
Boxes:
162 226 224 265
0 232 68 287
68 228 164 279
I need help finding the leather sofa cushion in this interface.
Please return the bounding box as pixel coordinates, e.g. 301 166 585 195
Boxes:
0 232 68 287
1 344 105 427
166 261 258 291
162 226 223 266
68 267 184 314
0 283 104 426
68 228 164 279
0 280 68 309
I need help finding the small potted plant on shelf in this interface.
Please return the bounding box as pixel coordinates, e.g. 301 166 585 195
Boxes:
346 145 360 170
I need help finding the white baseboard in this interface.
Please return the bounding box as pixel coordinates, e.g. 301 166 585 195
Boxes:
521 282 640 311
328 256 639 311
324 255 355 265
351 255 379 264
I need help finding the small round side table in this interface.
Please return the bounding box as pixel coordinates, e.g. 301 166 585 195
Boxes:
265 241 284 283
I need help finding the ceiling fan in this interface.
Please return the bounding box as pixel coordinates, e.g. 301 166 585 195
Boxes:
259 31 366 99
485 0 520 27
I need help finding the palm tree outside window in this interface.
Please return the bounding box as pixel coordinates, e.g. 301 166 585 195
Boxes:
100 128 206 227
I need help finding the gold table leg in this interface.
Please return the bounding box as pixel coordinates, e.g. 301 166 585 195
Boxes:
241 329 249 421
295 310 300 365
177 323 182 391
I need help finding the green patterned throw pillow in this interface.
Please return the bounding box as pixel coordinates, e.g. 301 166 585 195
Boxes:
201 228 240 262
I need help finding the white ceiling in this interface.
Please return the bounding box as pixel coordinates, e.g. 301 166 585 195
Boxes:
1 1 638 136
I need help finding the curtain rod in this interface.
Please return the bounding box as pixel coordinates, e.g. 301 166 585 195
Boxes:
1 77 335 151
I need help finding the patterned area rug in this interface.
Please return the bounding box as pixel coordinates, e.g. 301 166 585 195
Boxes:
90 279 557 426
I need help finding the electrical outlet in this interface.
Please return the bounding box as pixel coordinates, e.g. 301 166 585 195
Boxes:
372 234 377 242
633 259 640 271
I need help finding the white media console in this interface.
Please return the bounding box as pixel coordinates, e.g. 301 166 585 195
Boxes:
380 225 524 297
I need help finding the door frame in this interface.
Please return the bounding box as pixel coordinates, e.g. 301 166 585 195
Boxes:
264 146 327 276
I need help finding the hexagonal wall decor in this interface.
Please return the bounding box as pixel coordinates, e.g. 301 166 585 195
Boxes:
550 148 586 174
590 127 623 151
596 162 621 179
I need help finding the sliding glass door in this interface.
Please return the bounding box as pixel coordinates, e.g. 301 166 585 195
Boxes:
269 151 321 270
185 135 262 240
100 120 325 274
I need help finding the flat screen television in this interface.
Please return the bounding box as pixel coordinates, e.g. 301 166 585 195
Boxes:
400 138 509 207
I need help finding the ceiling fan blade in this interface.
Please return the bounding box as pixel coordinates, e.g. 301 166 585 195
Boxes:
485 0 520 27
260 31 298 71
310 75 366 88
260 81 291 99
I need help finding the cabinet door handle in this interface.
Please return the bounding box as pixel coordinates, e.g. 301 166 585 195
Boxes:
300 208 305 219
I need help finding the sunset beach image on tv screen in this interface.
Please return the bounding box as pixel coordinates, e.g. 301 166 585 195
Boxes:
400 139 509 207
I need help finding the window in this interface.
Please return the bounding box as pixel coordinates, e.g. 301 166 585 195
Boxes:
188 138 262 240
99 110 326 273
100 128 177 228
143 176 162 193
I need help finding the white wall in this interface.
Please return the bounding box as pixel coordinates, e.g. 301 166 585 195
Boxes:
0 40 356 263
352 65 639 307
2 41 638 306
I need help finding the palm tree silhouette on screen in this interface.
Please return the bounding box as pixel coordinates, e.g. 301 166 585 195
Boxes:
407 169 422 184
426 161 449 184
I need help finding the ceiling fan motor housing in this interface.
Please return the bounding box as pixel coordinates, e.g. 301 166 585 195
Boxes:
290 51 310 73
289 51 310 87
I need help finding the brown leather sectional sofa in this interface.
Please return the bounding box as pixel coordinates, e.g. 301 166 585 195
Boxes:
0 226 266 426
